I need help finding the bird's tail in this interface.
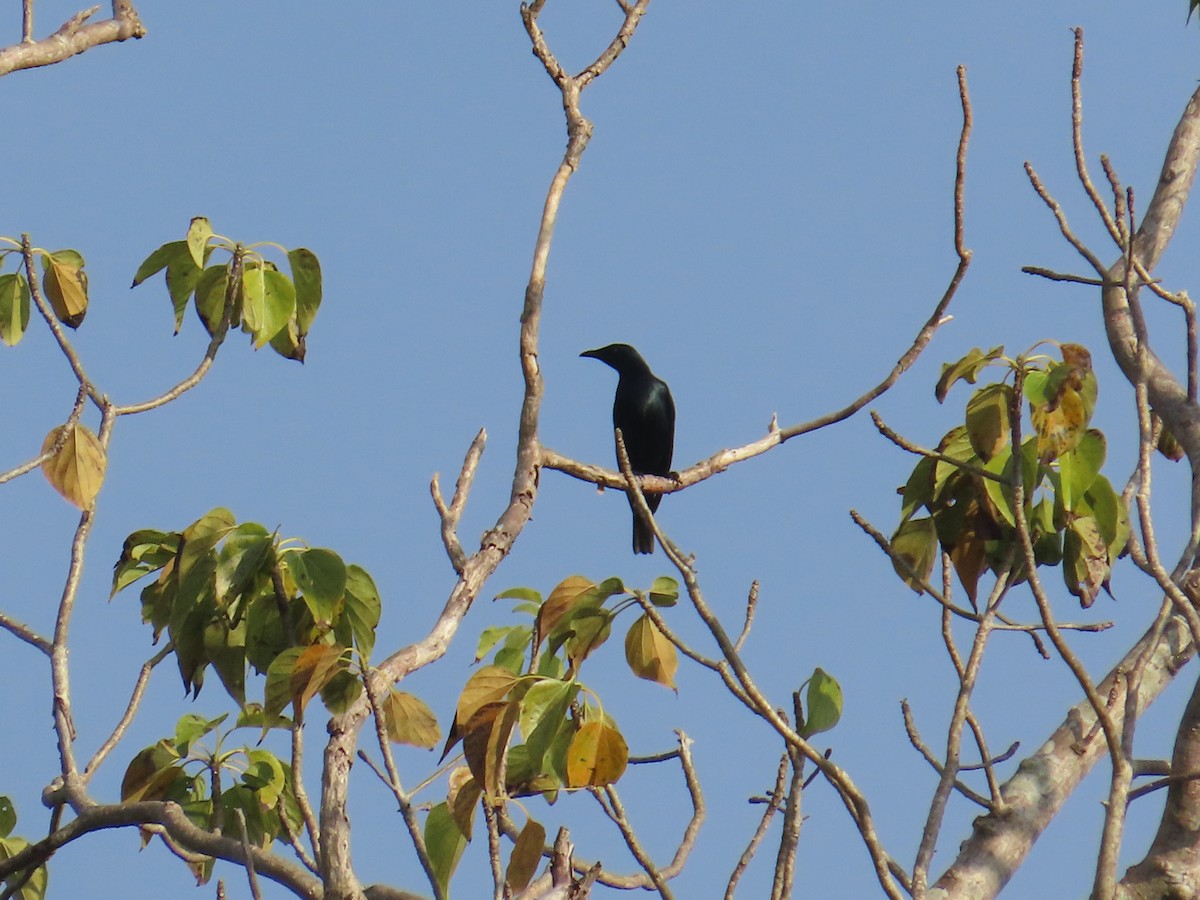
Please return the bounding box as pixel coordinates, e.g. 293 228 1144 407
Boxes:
633 511 655 554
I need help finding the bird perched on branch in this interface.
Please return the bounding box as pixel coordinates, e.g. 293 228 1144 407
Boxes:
580 343 675 554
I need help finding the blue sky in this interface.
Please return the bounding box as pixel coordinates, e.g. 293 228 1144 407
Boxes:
2 2 1200 897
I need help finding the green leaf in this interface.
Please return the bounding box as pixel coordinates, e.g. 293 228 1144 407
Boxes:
178 509 236 608
234 703 292 733
132 240 189 287
173 712 228 756
935 346 1004 402
425 802 468 896
0 273 30 346
242 265 296 348
287 248 322 334
286 548 347 627
0 797 15 839
518 678 577 772
166 256 205 330
476 625 520 662
343 564 381 661
0 834 47 900
890 516 938 592
220 784 269 848
192 264 228 336
932 426 977 498
964 383 1012 463
319 668 363 714
111 529 180 597
982 446 1016 528
1059 429 1105 512
217 524 273 611
205 617 247 705
800 667 843 738
242 749 286 809
496 586 542 603
186 217 213 269
268 316 305 362
648 575 679 607
1082 475 1130 563
900 455 936 521
263 647 306 720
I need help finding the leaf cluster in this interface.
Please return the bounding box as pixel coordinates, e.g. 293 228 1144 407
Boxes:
423 575 681 895
111 508 381 715
0 246 88 345
131 217 322 361
895 343 1131 607
118 712 303 885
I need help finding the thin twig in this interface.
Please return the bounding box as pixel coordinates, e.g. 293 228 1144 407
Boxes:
430 428 486 574
83 643 173 781
234 809 263 900
0 611 51 655
483 802 505 900
1024 163 1108 277
1069 27 1122 247
111 244 242 415
590 785 674 899
1021 266 1109 287
727 754 789 900
361 674 444 900
901 701 992 810
290 719 321 863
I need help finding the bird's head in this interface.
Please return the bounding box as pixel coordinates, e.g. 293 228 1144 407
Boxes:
579 343 649 374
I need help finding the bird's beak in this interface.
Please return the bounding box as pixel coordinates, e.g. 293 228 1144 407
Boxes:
580 348 599 359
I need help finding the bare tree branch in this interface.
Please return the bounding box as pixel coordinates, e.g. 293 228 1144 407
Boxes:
0 800 322 899
0 1 144 78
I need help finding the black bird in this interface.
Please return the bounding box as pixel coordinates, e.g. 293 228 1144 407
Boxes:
581 343 675 554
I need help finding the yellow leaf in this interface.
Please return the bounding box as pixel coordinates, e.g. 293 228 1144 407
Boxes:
624 613 677 689
290 644 346 711
534 575 595 652
454 665 520 732
1032 386 1087 461
383 689 441 749
566 721 628 788
41 423 106 509
186 216 213 268
505 818 547 893
447 767 480 839
43 256 89 328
